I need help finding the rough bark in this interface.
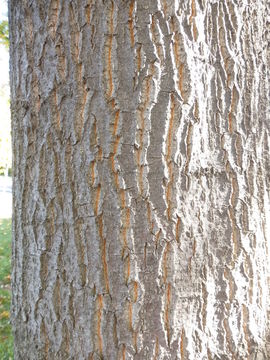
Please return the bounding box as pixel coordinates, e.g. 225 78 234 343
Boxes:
9 0 270 359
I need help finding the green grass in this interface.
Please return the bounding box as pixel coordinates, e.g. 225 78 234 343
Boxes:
0 218 13 359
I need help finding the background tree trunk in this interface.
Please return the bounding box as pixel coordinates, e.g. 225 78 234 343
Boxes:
9 0 270 359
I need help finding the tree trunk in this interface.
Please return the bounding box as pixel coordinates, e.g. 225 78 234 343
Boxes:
9 0 270 359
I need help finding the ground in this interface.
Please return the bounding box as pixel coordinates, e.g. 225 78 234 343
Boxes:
0 177 12 358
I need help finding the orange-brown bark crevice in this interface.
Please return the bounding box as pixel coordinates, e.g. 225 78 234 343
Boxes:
137 45 142 73
85 1 92 25
97 215 110 294
41 318 50 356
113 109 120 136
163 242 170 284
94 184 101 216
189 0 197 24
69 3 80 62
154 336 159 360
90 161 96 187
128 300 133 331
178 62 184 99
193 22 198 41
155 229 162 250
128 1 135 47
189 0 198 41
180 328 186 359
194 99 199 122
133 281 138 302
122 344 126 360
175 215 181 243
125 254 131 284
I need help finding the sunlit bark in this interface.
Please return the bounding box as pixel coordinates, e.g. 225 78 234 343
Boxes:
9 0 270 359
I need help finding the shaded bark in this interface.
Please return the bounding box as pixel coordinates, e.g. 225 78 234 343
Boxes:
9 0 270 359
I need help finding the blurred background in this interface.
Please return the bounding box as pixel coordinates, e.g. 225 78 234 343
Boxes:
0 1 13 358
0 0 11 218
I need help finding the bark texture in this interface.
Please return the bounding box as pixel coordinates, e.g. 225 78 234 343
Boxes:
9 0 270 359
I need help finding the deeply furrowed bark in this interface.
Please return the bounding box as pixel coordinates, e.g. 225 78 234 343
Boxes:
9 0 270 359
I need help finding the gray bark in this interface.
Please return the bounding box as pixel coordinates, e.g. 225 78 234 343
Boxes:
9 0 270 359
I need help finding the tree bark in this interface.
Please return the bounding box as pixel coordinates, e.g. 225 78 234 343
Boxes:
9 0 270 359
